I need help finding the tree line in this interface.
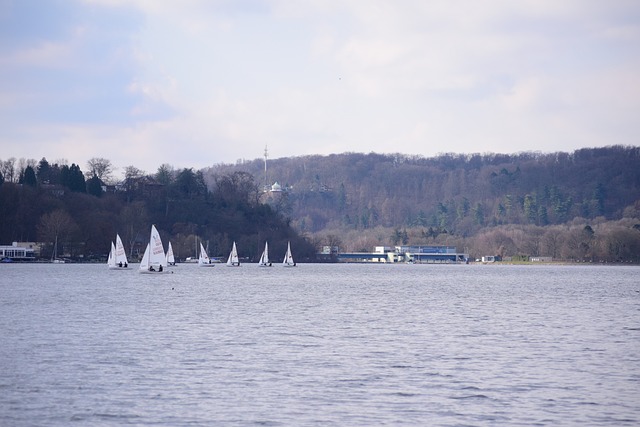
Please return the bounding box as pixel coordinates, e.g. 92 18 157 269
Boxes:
0 157 316 262
205 146 640 262
205 146 640 233
2 146 639 263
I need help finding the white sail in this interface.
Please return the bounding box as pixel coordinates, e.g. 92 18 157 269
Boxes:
166 242 175 266
198 242 215 267
283 241 296 267
115 234 128 267
139 243 151 272
107 242 116 268
139 225 166 273
226 241 240 266
109 234 129 269
258 241 271 267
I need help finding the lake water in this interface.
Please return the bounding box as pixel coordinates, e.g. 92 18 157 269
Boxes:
0 263 638 426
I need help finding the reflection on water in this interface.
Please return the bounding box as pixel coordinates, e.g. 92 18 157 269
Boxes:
1 263 638 426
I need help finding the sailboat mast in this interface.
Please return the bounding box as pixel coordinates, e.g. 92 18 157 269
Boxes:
52 235 58 261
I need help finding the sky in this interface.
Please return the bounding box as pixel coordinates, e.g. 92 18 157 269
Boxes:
1 0 639 177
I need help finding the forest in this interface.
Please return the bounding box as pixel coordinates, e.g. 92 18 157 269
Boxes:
1 145 640 263
0 158 316 262
205 145 640 262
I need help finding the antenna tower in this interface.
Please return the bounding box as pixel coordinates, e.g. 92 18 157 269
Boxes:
264 145 268 191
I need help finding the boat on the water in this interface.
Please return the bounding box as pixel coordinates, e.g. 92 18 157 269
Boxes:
258 241 272 267
283 241 296 267
108 234 129 269
198 243 216 267
226 241 240 267
166 241 176 266
139 225 167 274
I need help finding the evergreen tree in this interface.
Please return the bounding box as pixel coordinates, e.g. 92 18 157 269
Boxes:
86 176 104 197
62 164 86 192
155 164 174 185
473 203 485 225
538 206 549 225
36 158 51 184
22 165 37 187
523 194 537 223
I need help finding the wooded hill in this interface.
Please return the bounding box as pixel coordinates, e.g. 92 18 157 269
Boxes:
2 145 639 262
205 146 640 261
0 160 316 262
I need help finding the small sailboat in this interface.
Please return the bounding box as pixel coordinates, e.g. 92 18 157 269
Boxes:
258 241 272 267
51 235 65 263
107 242 116 268
115 234 128 268
282 241 296 267
166 241 176 266
226 241 240 267
108 234 129 269
198 243 215 267
139 225 167 274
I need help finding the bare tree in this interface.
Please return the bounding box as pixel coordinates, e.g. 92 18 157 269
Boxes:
86 157 114 183
124 165 145 180
37 210 77 260
541 227 564 259
120 201 149 259
0 158 16 183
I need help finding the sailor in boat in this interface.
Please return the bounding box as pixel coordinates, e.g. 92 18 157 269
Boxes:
159 265 163 272
118 261 122 267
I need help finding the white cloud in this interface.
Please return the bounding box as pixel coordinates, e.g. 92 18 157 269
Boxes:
1 0 639 174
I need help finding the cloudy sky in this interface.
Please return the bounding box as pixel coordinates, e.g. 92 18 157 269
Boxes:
1 0 638 176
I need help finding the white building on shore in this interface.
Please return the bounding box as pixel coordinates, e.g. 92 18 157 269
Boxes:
0 242 37 262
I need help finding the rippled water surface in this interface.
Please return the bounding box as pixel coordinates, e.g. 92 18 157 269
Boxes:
1 263 639 426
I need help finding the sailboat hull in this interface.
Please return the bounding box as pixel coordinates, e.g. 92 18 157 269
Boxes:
139 269 167 274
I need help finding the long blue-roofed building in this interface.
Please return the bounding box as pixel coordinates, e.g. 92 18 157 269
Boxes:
336 245 468 263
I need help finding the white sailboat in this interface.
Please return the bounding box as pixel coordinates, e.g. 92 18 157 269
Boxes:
107 242 116 268
166 241 176 266
226 241 240 267
139 225 167 274
198 243 215 267
108 234 129 269
51 235 65 263
115 234 128 268
283 241 296 267
258 241 272 267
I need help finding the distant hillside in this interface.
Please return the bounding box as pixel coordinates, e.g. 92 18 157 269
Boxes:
204 146 640 236
0 164 316 262
2 146 638 262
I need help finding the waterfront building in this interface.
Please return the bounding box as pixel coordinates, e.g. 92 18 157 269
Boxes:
0 242 37 262
336 245 468 263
